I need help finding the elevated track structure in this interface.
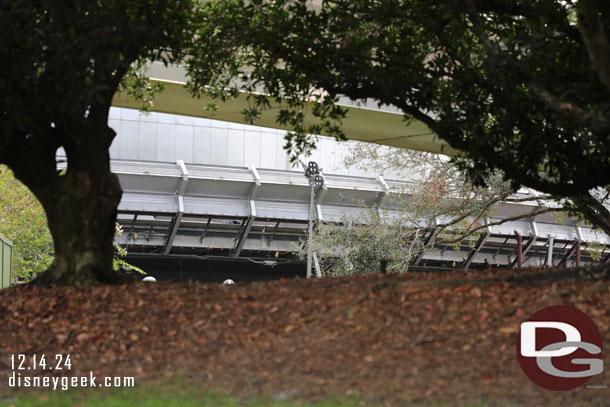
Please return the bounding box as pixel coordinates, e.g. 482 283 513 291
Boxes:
100 63 610 278
105 159 610 273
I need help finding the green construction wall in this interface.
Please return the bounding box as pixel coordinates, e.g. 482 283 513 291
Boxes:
0 234 12 289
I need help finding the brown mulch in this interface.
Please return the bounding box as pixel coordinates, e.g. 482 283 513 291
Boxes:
0 268 609 406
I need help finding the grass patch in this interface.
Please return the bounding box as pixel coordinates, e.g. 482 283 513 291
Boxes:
1 384 364 407
0 385 510 407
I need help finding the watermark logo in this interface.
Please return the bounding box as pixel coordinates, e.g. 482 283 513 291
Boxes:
517 305 603 391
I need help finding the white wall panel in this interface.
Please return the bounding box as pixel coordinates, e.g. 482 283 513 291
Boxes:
320 137 337 174
260 131 277 169
193 126 211 164
210 128 228 165
120 107 139 121
108 118 121 158
158 112 176 124
175 125 194 163
244 130 262 167
106 107 415 178
275 132 290 170
211 119 228 129
139 122 158 161
120 120 139 159
227 129 245 167
157 123 176 162
139 111 158 123
194 117 211 127
175 114 193 126
109 107 121 120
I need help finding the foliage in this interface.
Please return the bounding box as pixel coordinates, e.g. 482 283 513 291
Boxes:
0 0 197 284
3 0 609 284
300 144 560 276
113 223 145 275
116 58 166 113
0 165 53 281
188 0 610 236
0 166 143 280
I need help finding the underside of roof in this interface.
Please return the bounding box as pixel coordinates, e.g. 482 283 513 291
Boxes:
111 62 457 156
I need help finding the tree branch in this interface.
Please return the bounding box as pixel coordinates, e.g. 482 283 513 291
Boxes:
577 0 610 92
528 82 610 128
435 207 565 245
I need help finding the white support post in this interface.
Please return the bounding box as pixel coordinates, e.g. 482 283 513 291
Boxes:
233 200 256 257
546 236 554 267
375 175 390 208
233 166 261 257
164 160 188 254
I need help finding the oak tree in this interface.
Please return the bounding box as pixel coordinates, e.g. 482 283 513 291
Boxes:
0 0 193 284
189 0 610 236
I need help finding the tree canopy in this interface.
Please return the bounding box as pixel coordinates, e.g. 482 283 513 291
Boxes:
0 0 195 285
2 0 609 285
188 0 610 235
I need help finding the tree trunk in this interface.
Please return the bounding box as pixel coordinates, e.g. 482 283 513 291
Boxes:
4 121 130 286
32 164 125 286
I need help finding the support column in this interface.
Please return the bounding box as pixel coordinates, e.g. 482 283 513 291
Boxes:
233 165 261 257
514 230 522 270
164 160 188 254
463 231 490 270
558 240 580 268
375 175 390 208
546 236 554 267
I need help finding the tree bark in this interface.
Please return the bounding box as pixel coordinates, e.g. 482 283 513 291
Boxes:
7 123 127 286
33 166 124 286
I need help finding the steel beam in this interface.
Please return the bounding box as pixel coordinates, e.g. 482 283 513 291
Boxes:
199 218 212 243
463 231 491 270
232 204 256 257
510 235 538 269
111 159 610 268
232 166 262 257
268 221 281 243
558 240 580 268
164 160 188 254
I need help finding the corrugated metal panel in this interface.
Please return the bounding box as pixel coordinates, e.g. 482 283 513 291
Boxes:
0 234 13 289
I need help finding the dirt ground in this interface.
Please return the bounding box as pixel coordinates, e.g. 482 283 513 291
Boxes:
0 267 609 406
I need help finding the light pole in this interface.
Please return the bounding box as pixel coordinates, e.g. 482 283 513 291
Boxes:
303 161 324 278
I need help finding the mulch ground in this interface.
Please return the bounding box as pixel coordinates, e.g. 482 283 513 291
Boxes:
1 267 609 406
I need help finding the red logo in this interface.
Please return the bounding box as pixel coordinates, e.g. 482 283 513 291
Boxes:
516 305 603 391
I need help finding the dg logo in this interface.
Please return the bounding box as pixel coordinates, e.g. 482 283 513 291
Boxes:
517 305 604 391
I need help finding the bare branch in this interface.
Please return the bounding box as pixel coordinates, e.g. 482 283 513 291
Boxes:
435 207 565 245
